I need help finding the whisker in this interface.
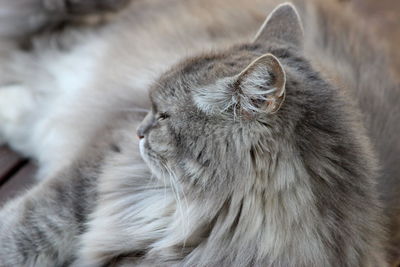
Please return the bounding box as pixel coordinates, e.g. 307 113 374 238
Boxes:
162 162 189 243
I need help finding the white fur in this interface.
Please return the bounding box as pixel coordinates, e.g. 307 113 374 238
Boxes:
194 58 280 117
0 84 35 146
0 37 108 177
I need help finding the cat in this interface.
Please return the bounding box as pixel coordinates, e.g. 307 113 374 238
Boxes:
0 0 399 266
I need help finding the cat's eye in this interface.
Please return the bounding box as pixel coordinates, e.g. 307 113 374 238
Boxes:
157 112 170 121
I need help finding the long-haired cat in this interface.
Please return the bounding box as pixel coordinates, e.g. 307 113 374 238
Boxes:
0 0 399 266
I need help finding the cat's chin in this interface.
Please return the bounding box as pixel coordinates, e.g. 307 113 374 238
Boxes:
138 138 152 167
138 138 146 159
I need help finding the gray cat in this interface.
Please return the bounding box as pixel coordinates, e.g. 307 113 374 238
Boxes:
0 0 399 266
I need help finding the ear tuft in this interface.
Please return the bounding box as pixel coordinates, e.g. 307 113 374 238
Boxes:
193 54 286 119
254 2 303 48
235 54 286 116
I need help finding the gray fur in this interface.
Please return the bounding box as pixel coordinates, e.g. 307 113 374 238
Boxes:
254 3 303 47
136 35 384 267
0 0 398 266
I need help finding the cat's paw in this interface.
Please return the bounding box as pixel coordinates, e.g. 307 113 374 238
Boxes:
0 85 34 122
0 85 35 144
43 0 131 15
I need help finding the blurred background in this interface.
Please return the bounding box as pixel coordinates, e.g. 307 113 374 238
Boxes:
351 0 400 81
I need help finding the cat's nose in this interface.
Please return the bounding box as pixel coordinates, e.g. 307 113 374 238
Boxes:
137 113 155 139
137 125 147 139
136 129 145 139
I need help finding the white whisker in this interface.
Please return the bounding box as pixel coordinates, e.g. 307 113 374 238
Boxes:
161 162 189 245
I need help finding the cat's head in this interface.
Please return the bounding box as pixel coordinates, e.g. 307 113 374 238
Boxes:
137 3 336 195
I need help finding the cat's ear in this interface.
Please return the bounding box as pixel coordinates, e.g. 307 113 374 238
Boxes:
194 54 285 118
253 3 303 48
234 53 286 116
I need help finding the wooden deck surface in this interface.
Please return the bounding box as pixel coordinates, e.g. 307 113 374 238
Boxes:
0 146 36 205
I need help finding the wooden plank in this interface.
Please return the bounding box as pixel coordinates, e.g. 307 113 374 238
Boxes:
0 146 25 185
0 163 37 205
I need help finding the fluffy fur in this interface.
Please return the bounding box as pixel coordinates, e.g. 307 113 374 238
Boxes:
0 0 398 266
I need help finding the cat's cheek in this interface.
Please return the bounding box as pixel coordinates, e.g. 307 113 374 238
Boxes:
138 138 164 180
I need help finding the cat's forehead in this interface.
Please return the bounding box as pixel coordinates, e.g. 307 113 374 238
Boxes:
150 44 268 103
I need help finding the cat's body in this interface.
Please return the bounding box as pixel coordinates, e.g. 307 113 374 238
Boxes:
0 0 398 266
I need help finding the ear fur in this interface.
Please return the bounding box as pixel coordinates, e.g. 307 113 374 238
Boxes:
253 2 304 48
235 53 286 115
193 54 286 118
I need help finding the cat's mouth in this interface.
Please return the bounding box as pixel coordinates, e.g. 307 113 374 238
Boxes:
139 138 165 180
139 138 150 163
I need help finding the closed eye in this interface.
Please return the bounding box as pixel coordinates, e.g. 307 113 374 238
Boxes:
157 112 170 121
